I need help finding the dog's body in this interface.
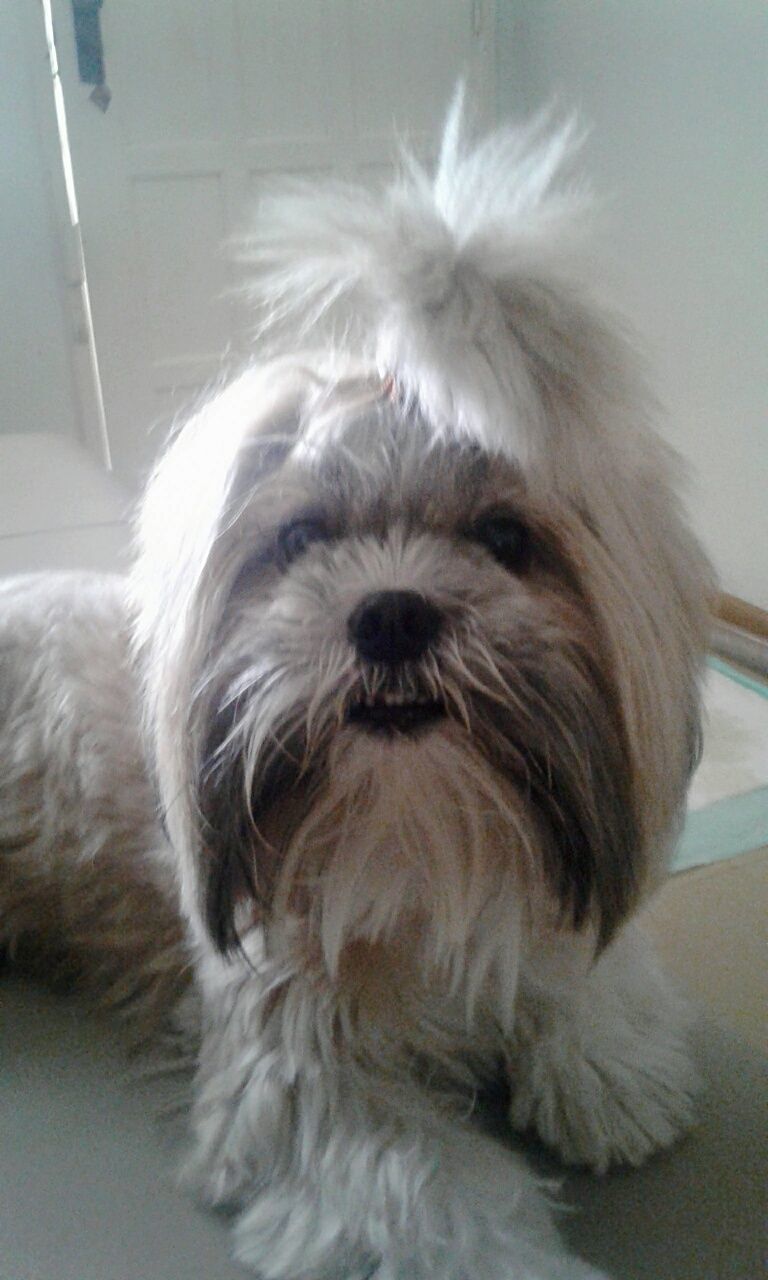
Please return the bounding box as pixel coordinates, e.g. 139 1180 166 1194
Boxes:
0 106 712 1279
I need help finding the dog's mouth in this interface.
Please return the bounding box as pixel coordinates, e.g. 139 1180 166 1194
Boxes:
347 691 446 735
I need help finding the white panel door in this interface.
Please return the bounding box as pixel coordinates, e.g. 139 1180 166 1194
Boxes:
51 0 496 484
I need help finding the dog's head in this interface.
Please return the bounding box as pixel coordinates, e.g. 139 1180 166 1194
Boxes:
132 105 712 993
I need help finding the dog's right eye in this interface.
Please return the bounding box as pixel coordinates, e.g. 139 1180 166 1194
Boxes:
277 517 329 567
469 512 532 572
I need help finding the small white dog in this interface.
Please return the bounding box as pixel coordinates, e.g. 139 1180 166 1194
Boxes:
0 102 712 1279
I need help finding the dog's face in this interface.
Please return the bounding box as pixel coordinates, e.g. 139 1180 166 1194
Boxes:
137 377 669 991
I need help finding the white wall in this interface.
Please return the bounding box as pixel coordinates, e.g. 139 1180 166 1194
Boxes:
497 1 767 609
0 2 79 439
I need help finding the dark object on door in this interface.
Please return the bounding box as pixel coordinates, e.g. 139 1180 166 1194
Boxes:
71 0 111 111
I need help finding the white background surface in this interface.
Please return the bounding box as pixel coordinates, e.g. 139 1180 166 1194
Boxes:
497 1 768 608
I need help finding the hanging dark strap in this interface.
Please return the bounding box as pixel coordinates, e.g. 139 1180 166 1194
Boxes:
71 0 111 110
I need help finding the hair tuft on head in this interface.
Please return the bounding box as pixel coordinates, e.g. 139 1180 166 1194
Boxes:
234 90 591 450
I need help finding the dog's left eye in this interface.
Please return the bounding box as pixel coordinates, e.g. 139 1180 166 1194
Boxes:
277 517 329 566
470 513 531 571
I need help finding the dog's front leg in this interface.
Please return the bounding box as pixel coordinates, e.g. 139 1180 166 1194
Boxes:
508 922 699 1173
185 966 607 1280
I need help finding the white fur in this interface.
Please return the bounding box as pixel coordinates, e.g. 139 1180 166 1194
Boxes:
0 102 714 1280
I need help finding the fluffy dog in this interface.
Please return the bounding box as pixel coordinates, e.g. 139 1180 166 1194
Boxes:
0 103 712 1279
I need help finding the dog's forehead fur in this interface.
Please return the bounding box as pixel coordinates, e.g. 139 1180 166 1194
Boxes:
246 397 533 542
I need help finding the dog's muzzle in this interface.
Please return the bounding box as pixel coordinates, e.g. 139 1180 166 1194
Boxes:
346 590 445 734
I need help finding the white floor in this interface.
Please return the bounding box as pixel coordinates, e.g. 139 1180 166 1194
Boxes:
0 431 131 576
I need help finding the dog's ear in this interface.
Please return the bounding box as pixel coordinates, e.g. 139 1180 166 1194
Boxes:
536 673 641 950
194 696 312 956
195 698 269 957
197 716 260 956
131 362 307 942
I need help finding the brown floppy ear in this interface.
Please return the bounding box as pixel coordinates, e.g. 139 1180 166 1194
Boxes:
195 689 315 957
528 659 641 951
523 517 645 949
196 702 264 957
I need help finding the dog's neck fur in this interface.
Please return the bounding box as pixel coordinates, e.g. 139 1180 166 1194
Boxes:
247 727 541 1034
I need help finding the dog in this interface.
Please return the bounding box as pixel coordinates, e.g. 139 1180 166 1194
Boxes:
0 101 713 1279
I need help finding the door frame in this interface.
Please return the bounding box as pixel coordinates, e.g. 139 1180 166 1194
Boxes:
25 0 111 467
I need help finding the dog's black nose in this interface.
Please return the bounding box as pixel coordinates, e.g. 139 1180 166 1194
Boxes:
348 590 442 664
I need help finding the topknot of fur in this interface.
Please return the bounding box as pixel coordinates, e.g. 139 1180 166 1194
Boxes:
237 90 589 452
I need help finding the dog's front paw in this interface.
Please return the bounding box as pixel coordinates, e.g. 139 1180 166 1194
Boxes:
509 1000 699 1173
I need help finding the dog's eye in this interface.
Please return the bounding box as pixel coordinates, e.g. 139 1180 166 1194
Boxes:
277 517 329 567
470 513 531 571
